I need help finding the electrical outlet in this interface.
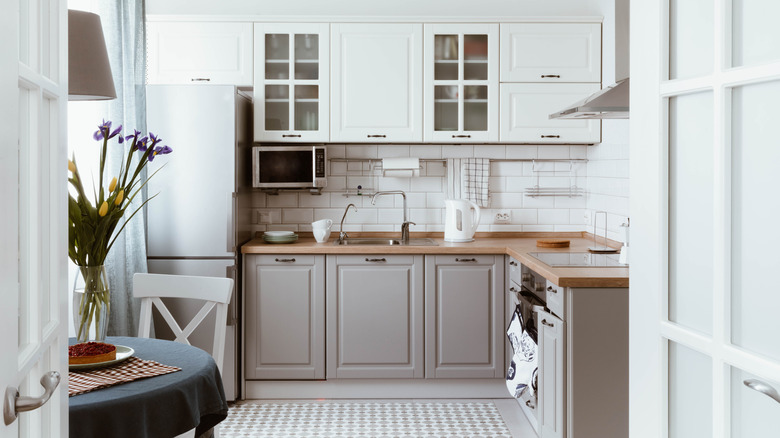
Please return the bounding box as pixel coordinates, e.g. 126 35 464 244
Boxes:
494 210 511 224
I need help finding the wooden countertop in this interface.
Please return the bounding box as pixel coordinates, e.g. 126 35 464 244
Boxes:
241 232 628 288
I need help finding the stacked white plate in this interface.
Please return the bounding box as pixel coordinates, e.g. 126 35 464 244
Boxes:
263 231 298 244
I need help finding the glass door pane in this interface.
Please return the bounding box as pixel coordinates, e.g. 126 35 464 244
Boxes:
669 0 713 79
434 35 458 80
731 80 780 361
434 85 458 131
668 342 713 438
265 84 289 130
668 92 714 335
731 368 780 437
463 34 488 80
294 34 319 79
463 85 487 131
265 34 289 80
732 0 780 68
294 85 318 131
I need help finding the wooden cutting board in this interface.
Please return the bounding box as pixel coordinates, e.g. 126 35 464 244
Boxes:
536 239 571 248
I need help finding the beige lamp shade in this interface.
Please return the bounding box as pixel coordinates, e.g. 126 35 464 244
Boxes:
68 9 116 100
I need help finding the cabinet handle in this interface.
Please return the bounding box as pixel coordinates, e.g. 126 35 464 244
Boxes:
541 74 561 78
191 78 211 82
452 134 472 138
509 287 518 293
542 319 554 327
365 258 387 262
456 258 477 262
541 135 561 138
282 134 302 138
547 286 558 294
509 260 517 266
525 400 535 409
744 379 780 404
274 258 296 263
367 134 386 138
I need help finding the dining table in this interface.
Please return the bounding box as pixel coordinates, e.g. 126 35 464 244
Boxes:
68 336 229 438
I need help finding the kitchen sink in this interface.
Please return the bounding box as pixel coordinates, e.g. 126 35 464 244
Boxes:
333 237 438 246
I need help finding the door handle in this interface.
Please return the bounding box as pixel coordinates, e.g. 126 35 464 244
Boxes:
455 258 477 262
4 371 60 425
275 258 296 263
367 134 386 138
191 77 211 82
365 258 387 263
744 379 780 404
540 74 561 78
452 134 471 138
541 135 561 138
541 319 554 327
282 134 302 138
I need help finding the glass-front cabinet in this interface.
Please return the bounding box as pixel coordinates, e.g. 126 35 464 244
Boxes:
254 24 329 142
424 24 499 142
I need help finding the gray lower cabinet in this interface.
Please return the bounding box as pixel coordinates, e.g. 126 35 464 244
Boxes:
538 309 565 438
244 254 325 379
424 255 505 378
326 254 424 378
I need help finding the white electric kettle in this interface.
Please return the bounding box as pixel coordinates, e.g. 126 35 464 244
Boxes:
444 199 481 242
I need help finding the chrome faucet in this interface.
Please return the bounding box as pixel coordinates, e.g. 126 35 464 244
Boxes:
339 203 357 244
371 190 415 243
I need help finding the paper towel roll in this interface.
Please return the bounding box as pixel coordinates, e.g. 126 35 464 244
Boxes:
382 157 420 177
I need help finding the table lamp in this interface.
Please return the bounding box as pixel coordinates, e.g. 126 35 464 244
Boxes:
68 9 116 101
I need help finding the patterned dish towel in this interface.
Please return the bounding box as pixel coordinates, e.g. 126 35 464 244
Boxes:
69 356 181 396
506 304 538 399
446 158 490 207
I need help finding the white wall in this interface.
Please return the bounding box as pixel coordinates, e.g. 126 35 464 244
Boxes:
147 0 602 19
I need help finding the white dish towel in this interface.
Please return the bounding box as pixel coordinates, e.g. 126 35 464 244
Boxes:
446 158 490 207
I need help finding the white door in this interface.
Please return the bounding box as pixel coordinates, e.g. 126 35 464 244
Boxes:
631 1 780 437
1 0 68 437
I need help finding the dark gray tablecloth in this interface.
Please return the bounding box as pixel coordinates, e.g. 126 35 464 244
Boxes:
69 336 228 438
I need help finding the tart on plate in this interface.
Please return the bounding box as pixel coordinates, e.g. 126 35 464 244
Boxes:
68 342 117 365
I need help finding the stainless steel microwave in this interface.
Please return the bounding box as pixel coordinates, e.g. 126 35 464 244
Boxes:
251 145 327 189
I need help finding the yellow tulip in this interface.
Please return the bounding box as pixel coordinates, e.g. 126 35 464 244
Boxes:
68 160 76 172
115 189 124 206
109 177 117 192
98 201 108 217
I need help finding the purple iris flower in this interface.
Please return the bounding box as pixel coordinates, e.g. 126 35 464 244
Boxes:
108 125 123 140
149 132 162 147
147 145 173 162
124 129 141 143
135 137 149 152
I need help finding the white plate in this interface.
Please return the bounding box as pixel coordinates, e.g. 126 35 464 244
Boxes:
69 345 135 371
264 231 295 237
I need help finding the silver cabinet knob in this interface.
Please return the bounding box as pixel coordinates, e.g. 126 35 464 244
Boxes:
744 379 780 404
547 286 558 294
4 371 60 425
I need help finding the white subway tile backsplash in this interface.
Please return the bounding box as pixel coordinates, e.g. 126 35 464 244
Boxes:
249 130 629 234
442 145 474 158
410 144 442 159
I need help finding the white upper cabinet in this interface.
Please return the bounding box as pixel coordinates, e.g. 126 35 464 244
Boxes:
500 23 601 83
254 23 330 142
330 23 423 142
147 22 253 85
424 24 499 142
500 82 601 143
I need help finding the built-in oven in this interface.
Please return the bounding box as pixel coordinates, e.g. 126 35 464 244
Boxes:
251 145 326 189
507 257 546 435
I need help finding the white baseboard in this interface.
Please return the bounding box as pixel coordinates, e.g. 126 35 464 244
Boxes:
244 378 511 399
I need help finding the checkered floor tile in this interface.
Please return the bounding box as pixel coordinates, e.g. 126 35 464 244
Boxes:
219 401 514 437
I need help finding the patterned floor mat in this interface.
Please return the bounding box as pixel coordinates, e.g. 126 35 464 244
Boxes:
219 401 514 437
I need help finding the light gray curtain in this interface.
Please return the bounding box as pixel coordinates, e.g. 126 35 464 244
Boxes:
93 0 147 336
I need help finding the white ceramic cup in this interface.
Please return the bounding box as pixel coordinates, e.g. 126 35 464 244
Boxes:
311 219 333 243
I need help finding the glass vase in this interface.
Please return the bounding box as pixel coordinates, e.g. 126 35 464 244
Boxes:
72 265 110 343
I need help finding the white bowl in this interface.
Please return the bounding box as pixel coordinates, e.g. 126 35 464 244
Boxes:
264 231 295 237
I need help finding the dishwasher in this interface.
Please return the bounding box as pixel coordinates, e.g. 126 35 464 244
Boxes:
506 257 547 435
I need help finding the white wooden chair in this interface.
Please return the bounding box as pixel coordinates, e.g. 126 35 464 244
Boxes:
133 273 234 372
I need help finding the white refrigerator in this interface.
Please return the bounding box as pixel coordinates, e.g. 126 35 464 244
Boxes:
145 85 252 401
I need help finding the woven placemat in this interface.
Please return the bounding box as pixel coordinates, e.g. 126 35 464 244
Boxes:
69 356 181 397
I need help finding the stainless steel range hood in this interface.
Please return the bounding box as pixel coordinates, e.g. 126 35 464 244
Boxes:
549 78 629 119
550 0 630 120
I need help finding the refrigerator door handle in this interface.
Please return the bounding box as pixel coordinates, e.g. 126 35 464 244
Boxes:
227 192 236 253
226 264 237 326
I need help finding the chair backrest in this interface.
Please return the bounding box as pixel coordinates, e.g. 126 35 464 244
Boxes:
133 273 234 372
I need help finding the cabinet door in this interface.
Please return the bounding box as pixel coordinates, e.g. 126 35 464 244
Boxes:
539 310 566 438
500 23 601 83
254 23 330 142
500 82 601 144
147 22 253 85
244 255 325 379
424 24 499 142
326 255 424 378
425 255 504 378
330 23 423 142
